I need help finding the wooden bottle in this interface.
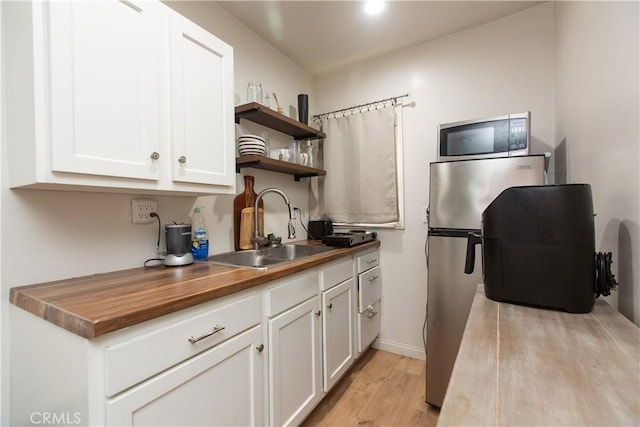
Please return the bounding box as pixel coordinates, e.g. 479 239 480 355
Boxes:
233 175 264 250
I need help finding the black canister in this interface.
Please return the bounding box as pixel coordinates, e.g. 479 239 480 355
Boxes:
297 94 309 124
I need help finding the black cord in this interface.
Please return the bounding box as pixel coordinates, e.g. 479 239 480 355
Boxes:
150 212 161 252
293 207 319 240
144 213 164 268
595 251 618 297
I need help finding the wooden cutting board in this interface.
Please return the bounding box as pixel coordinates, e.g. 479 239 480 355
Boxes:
239 207 264 249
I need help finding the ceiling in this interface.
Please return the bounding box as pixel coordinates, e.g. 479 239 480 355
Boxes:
217 1 542 76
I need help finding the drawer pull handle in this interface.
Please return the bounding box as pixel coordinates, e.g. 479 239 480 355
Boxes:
366 259 377 264
366 305 378 319
327 303 333 310
315 310 322 317
368 275 379 283
188 324 225 344
256 344 264 352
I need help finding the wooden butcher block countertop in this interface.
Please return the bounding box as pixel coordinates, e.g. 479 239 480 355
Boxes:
438 285 640 426
10 240 379 339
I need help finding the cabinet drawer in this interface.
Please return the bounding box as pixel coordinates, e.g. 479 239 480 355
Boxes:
319 258 352 291
358 300 381 353
359 265 381 311
104 294 261 397
264 271 318 317
357 250 379 273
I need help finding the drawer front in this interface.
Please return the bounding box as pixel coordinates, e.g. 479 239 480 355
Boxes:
358 301 381 353
359 265 381 311
357 250 379 273
319 258 352 291
264 271 318 317
105 294 261 397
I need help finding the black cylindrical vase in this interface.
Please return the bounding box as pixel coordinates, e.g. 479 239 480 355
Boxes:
297 94 309 124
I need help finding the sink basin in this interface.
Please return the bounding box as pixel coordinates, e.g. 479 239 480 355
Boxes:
205 244 335 270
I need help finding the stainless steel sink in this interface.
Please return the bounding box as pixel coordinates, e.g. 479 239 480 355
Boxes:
205 244 335 270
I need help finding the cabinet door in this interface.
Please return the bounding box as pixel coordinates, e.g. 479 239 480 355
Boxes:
169 13 235 187
322 278 355 392
107 326 264 426
268 296 322 427
48 0 162 181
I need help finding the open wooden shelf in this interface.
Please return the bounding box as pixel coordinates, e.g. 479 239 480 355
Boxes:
235 102 326 141
236 155 326 181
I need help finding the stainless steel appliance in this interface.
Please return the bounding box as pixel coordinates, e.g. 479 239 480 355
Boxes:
426 155 545 407
438 112 530 161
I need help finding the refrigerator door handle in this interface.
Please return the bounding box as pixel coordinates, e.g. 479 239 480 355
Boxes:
464 232 482 274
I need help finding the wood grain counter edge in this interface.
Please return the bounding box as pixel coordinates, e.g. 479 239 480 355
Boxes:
437 284 640 426
10 240 380 339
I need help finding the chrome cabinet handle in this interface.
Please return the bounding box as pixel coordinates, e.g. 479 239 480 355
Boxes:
188 324 225 344
366 305 378 319
150 151 160 160
178 155 187 164
368 275 379 282
256 344 264 352
366 259 377 265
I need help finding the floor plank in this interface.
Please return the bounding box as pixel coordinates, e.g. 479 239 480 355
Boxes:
302 349 440 426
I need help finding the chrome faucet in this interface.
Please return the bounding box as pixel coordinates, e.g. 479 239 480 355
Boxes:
253 188 296 249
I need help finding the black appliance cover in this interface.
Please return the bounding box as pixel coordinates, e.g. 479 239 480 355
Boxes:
468 184 596 313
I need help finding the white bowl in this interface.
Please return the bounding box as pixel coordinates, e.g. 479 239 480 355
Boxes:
238 143 266 150
239 147 266 156
238 134 265 142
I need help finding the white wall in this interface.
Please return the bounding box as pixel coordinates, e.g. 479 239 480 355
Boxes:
554 1 640 325
314 3 556 358
0 2 313 423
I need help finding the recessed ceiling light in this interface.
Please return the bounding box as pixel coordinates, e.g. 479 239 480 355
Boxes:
364 0 385 15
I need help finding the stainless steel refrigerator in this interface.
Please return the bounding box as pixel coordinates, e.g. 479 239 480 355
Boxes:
426 155 545 407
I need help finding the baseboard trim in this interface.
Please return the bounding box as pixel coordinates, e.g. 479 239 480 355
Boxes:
372 338 426 360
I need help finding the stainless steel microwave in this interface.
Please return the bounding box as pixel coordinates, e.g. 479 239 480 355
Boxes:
438 112 530 161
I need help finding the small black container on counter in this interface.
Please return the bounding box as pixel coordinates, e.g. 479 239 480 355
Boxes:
308 220 333 240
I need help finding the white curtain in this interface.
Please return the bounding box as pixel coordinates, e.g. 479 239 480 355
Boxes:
312 104 398 224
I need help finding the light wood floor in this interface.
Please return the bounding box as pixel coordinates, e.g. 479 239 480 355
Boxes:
301 349 440 426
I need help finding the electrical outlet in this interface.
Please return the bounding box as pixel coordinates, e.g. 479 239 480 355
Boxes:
422 205 429 224
132 199 157 224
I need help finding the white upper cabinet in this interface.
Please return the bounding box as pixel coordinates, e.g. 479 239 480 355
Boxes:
169 13 235 188
48 0 162 181
4 0 235 195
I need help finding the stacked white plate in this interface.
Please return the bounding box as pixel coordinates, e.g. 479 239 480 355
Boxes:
238 134 266 156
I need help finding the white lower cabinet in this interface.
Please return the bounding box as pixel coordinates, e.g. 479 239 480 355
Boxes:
107 326 264 426
321 278 355 392
265 272 322 426
10 290 264 427
10 249 380 427
356 250 382 356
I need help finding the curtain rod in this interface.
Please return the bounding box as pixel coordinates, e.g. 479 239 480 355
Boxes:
312 93 409 120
